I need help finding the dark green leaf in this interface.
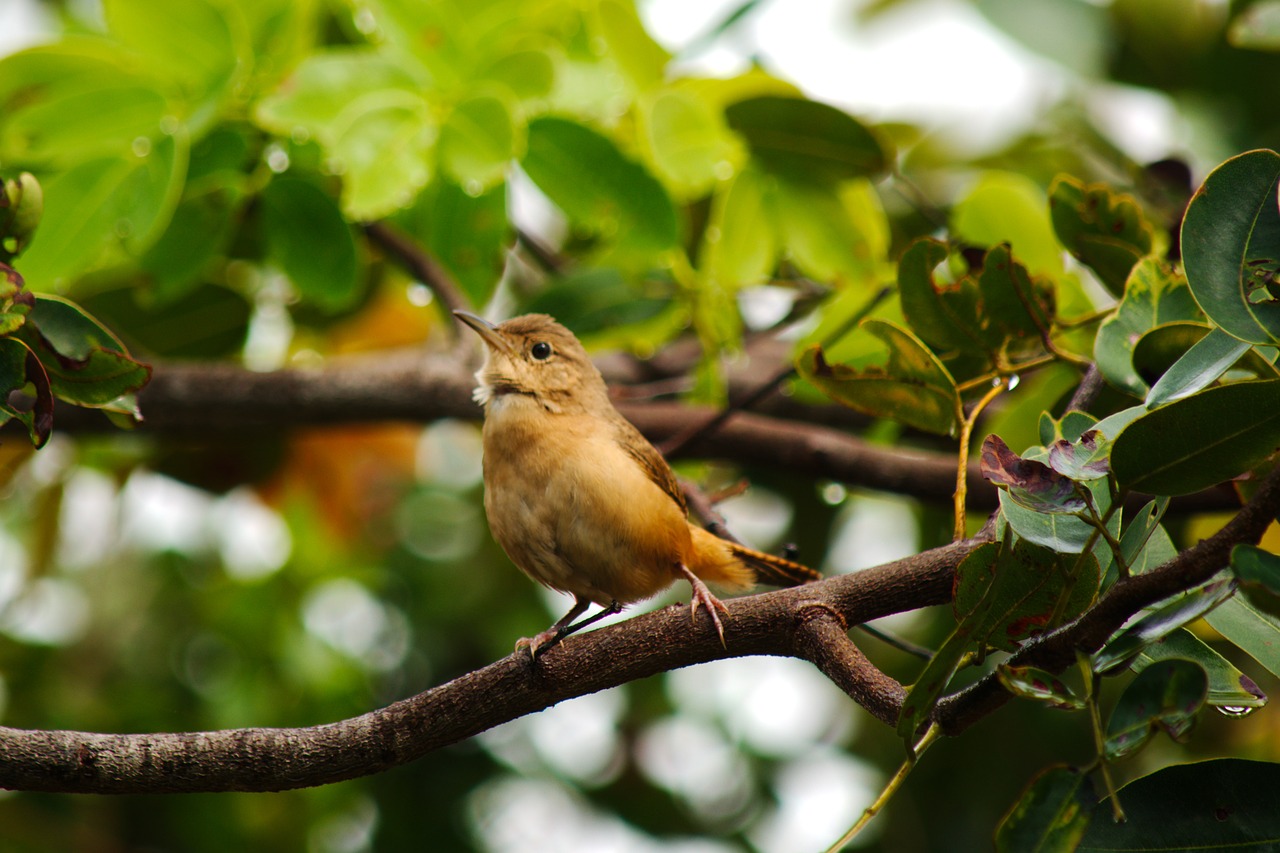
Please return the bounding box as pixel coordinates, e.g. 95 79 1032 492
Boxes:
1101 497 1172 587
1204 594 1280 681
1093 579 1236 674
139 193 238 303
899 538 1097 742
522 268 671 337
522 117 679 254
1094 257 1200 396
1230 544 1280 618
1049 175 1154 295
1181 149 1280 344
1104 659 1207 759
796 320 960 436
16 295 151 408
261 177 360 313
1145 326 1252 407
995 766 1095 853
0 336 53 446
402 177 510 308
954 539 1099 653
78 283 251 360
724 95 887 183
1133 628 1267 710
1079 760 1280 850
1112 380 1280 495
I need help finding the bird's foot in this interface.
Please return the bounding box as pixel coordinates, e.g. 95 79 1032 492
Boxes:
515 629 562 659
679 565 729 648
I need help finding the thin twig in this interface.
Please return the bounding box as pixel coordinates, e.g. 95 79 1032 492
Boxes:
363 222 473 321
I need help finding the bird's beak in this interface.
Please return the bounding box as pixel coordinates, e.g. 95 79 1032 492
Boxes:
454 311 515 355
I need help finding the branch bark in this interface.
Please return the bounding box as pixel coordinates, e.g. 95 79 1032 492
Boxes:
0 537 977 794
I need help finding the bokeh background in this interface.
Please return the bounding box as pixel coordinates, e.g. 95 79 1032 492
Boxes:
2 0 1279 850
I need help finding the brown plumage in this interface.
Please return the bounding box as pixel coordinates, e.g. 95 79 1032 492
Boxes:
456 311 820 656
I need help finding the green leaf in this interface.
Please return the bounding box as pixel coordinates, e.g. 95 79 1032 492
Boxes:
1101 498 1173 587
140 192 238 303
1049 175 1154 296
1046 430 1111 481
0 42 170 167
522 268 671 338
78 283 251 360
594 0 670 92
1145 326 1252 407
773 176 883 285
997 471 1115 557
995 766 1095 853
1133 628 1267 710
641 88 743 197
1181 149 1280 344
477 49 556 102
952 172 1063 278
521 116 679 254
401 176 510 308
997 666 1086 710
1229 1 1280 50
261 177 360 313
16 295 152 408
1230 544 1280 617
18 133 187 287
1133 323 1277 393
1205 594 1280 680
953 538 1099 653
724 95 887 183
103 0 242 113
796 320 960 436
1104 659 1207 760
437 91 521 191
900 538 1098 741
1080 759 1280 849
1112 379 1280 495
701 166 776 286
254 49 433 219
1094 257 1201 396
1092 579 1236 674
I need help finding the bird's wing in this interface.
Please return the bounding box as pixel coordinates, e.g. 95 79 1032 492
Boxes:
610 413 687 514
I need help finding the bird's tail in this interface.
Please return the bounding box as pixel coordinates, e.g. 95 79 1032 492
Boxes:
687 526 820 590
727 541 821 587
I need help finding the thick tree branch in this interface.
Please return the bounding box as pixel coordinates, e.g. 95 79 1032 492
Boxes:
792 605 906 727
0 538 979 794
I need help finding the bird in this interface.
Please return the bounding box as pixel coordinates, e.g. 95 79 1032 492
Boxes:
455 310 821 657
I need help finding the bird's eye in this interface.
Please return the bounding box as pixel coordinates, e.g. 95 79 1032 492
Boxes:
530 341 553 360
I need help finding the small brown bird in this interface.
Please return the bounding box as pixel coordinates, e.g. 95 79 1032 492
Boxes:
456 311 820 656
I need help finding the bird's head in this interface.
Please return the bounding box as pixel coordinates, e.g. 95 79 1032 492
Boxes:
454 312 608 413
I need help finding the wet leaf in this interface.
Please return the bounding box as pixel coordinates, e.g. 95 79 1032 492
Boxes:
1104 659 1207 759
998 666 1086 711
1133 628 1267 710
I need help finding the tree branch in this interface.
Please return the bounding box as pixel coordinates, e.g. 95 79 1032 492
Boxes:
0 538 981 794
935 464 1280 734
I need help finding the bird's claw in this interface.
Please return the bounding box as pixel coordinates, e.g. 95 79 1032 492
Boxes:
680 565 729 648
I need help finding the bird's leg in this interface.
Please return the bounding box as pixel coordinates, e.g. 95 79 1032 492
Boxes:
517 597 623 658
678 564 729 648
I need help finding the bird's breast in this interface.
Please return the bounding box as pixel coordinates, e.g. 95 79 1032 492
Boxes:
480 407 690 605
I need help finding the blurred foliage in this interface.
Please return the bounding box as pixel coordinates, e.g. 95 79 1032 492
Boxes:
5 0 1280 851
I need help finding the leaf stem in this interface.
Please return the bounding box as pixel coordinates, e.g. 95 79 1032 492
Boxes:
824 723 942 852
1079 653 1126 823
954 379 1007 539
